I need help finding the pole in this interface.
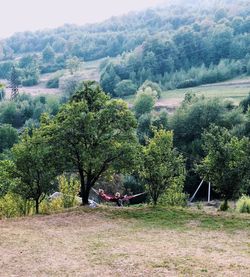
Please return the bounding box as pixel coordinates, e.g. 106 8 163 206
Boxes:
190 179 204 202
208 182 211 203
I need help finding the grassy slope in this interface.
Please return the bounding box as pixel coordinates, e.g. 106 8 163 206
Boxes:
1 206 249 276
125 76 250 109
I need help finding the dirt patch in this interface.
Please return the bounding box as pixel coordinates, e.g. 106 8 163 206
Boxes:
0 209 249 276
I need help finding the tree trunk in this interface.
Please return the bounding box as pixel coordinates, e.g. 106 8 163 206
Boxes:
35 199 39 214
79 169 92 205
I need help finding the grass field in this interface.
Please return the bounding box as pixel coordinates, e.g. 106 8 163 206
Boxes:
125 77 250 111
1 206 249 276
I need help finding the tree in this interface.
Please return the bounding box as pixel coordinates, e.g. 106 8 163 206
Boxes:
0 124 18 153
42 44 55 64
139 80 162 99
66 56 81 75
12 130 58 213
240 93 250 113
100 63 120 96
133 90 156 118
114 80 137 97
0 83 5 101
197 125 250 208
140 130 185 205
0 160 20 197
45 81 138 205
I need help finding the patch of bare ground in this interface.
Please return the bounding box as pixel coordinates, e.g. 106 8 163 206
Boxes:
0 209 249 277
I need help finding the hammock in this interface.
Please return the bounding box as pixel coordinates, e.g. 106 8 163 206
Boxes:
91 188 146 203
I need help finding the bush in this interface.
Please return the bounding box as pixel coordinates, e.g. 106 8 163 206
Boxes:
114 79 137 97
159 177 187 207
0 193 32 218
236 195 250 213
22 77 39 86
176 79 198 89
139 80 162 99
46 76 59 88
40 197 64 214
247 60 250 75
58 175 80 208
219 200 229 211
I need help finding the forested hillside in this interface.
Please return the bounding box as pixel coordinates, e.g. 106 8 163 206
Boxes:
0 0 249 93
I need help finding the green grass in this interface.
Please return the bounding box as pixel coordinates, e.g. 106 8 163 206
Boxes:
95 206 250 232
125 76 250 105
161 86 250 104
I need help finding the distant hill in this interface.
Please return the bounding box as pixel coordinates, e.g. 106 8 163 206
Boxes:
0 0 249 95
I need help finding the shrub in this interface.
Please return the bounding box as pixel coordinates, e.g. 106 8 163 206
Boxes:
139 80 162 99
159 176 187 207
247 60 250 75
176 79 198 89
236 195 250 213
40 197 64 214
114 79 137 97
58 175 80 208
46 76 59 88
219 200 229 211
0 193 32 218
22 76 38 86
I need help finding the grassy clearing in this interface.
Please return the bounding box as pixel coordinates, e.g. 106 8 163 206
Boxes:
125 77 250 109
161 85 250 104
1 206 249 276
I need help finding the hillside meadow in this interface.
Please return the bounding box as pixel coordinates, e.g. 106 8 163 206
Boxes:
0 206 250 277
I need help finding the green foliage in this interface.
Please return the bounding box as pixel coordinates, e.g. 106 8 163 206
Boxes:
46 76 59 88
0 192 32 219
114 80 137 97
0 94 60 128
39 197 63 214
239 93 250 113
0 61 13 79
66 56 81 75
139 80 162 99
140 130 185 205
44 81 139 205
197 125 250 204
159 176 187 207
0 83 5 101
59 75 82 99
42 44 55 63
0 160 19 197
219 200 230 211
133 91 156 118
12 129 58 213
58 175 80 208
0 124 18 152
236 195 250 213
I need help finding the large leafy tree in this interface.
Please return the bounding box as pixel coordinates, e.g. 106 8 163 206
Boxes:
12 130 58 214
140 129 185 205
0 160 18 197
45 81 138 205
0 124 18 153
197 125 250 206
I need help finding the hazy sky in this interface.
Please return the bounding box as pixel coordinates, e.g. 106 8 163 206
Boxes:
0 0 164 38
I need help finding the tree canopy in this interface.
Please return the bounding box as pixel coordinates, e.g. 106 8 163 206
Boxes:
44 81 139 204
